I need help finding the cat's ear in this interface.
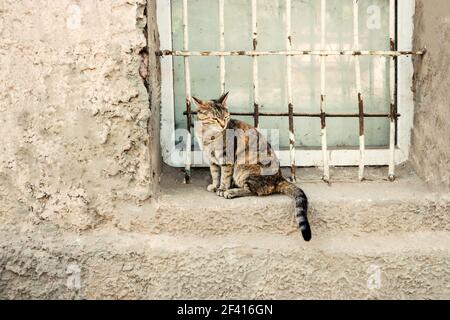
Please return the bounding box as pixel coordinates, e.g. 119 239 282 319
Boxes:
192 97 209 110
218 91 229 107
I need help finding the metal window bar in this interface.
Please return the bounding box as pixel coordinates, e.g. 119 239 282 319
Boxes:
182 0 192 184
353 0 365 181
252 0 259 128
320 0 330 183
219 0 225 94
286 0 296 182
158 50 424 57
165 0 426 184
184 111 402 118
389 0 397 181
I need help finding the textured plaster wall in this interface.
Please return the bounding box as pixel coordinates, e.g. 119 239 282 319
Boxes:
0 1 449 300
0 0 160 233
1 231 449 300
411 0 450 190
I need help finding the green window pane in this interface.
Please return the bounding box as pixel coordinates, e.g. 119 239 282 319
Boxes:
172 0 392 148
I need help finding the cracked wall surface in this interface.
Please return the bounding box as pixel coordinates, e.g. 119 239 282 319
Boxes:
0 0 160 233
0 0 449 301
412 0 450 190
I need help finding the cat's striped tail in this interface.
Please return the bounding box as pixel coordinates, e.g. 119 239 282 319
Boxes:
277 180 312 241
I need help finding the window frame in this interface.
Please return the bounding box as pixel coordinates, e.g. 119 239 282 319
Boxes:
157 0 416 169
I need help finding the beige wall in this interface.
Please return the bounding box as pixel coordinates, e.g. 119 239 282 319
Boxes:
0 0 160 232
0 0 448 236
411 0 450 190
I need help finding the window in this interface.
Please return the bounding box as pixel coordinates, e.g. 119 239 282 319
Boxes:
157 0 422 182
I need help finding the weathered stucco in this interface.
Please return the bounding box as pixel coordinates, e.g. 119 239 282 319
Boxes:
0 0 160 233
1 230 449 300
411 0 450 190
155 167 450 237
0 0 449 300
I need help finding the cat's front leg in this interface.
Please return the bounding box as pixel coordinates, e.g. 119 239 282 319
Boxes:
207 163 221 193
216 165 233 197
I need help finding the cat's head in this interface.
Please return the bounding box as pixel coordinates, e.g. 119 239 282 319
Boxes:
192 92 230 130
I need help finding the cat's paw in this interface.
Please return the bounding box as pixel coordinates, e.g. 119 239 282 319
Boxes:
216 189 226 197
207 184 219 193
222 190 236 199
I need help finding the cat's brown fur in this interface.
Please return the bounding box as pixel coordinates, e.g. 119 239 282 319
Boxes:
193 92 312 241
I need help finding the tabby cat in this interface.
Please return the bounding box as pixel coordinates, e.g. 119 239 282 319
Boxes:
193 92 312 241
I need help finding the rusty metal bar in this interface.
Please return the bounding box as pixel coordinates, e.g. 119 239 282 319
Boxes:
185 111 400 118
252 0 259 128
388 0 397 181
158 50 425 57
219 0 226 94
353 0 365 182
320 0 330 183
286 0 296 182
182 0 192 184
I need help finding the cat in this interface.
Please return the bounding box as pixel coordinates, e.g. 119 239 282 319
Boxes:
193 92 312 241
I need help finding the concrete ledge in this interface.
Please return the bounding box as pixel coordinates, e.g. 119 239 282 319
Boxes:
154 168 450 236
1 230 449 299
